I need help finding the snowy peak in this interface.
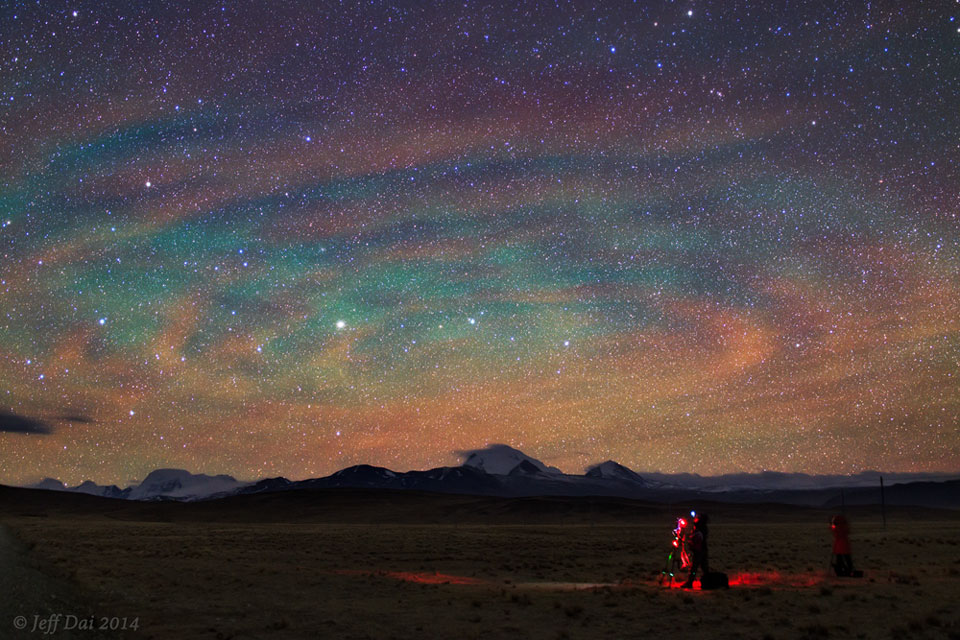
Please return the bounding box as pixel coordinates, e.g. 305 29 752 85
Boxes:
71 480 129 499
508 459 545 476
127 469 247 501
460 444 563 476
30 478 67 491
28 477 129 499
22 447 955 504
585 461 645 485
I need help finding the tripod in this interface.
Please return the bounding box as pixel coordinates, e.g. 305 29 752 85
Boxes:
659 517 692 586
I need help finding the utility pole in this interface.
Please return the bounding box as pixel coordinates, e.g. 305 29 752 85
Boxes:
880 476 887 529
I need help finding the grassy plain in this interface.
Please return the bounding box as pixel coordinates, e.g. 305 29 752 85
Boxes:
2 490 959 639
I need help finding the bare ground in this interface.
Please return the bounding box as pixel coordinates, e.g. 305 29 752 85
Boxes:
2 511 960 640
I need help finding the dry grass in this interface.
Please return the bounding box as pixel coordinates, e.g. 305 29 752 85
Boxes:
4 514 960 640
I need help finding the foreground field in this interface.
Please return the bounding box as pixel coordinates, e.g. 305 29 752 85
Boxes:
2 494 959 640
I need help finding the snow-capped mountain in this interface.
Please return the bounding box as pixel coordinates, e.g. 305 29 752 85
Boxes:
71 480 130 499
29 470 247 501
585 460 647 485
508 460 547 476
20 448 958 508
28 477 130 499
127 469 249 501
460 444 563 475
31 478 69 491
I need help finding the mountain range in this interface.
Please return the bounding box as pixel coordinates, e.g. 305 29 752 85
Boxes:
24 444 960 509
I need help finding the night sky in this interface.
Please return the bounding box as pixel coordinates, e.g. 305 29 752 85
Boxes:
1 0 958 486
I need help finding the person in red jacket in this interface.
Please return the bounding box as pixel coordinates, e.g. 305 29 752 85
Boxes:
830 514 854 576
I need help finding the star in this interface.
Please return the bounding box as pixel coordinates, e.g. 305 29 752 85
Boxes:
0 0 955 485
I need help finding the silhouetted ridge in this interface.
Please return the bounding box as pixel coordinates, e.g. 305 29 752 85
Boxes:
19 447 959 507
509 460 545 476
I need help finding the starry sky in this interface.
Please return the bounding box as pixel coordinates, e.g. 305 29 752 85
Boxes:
1 0 958 486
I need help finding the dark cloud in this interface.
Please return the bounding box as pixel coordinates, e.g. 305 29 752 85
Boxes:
0 410 51 434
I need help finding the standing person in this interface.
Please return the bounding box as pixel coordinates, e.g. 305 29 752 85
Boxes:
831 514 854 576
681 513 709 588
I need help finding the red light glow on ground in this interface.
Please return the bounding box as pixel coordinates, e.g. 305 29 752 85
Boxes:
337 569 849 591
382 571 487 585
728 571 825 588
334 569 486 585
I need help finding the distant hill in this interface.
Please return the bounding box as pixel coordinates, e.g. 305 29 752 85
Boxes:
19 446 959 509
638 469 958 492
2 484 959 526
